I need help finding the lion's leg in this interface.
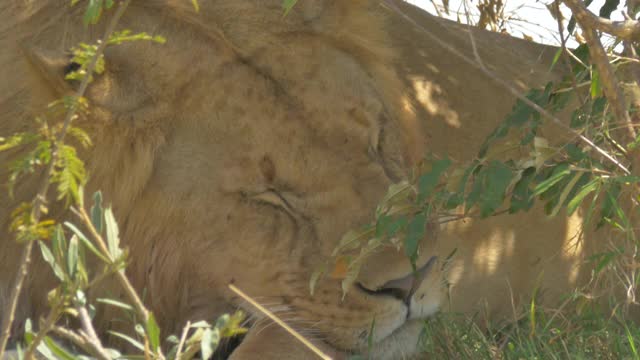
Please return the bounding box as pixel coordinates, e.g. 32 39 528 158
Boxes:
229 322 346 360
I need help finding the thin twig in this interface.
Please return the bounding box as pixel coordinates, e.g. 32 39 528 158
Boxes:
51 326 94 357
228 284 332 360
77 206 149 323
0 1 132 358
77 306 111 360
553 0 586 107
174 320 190 360
381 0 631 175
23 306 60 360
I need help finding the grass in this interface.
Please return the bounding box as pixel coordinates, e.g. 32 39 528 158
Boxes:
419 300 640 360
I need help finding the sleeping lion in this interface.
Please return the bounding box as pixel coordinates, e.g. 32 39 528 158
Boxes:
0 0 620 358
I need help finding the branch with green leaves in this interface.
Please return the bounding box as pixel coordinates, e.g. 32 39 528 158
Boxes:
0 1 247 359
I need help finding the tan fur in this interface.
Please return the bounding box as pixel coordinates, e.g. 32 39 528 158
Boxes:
0 1 629 359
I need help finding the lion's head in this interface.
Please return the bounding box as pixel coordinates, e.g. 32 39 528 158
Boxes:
1 0 445 357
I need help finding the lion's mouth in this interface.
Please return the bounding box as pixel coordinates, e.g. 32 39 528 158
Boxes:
356 256 438 307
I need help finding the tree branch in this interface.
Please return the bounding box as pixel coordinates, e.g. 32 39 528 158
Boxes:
563 0 637 144
563 0 640 41
0 1 132 358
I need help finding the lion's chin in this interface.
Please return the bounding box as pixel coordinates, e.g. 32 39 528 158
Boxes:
362 320 426 360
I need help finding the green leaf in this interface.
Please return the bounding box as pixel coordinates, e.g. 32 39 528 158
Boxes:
43 337 75 360
190 321 211 328
53 145 87 204
104 207 123 260
38 241 66 281
64 222 109 263
611 176 640 184
191 0 200 12
376 215 408 238
0 132 39 152
51 225 67 266
479 161 513 217
599 0 620 18
509 167 536 213
201 327 220 360
549 48 563 72
68 126 92 148
146 313 161 353
84 0 104 25
590 68 602 99
96 298 134 312
24 319 34 344
567 178 600 216
35 339 57 360
549 172 585 217
375 181 413 217
282 0 298 16
598 184 620 227
332 225 374 256
91 191 104 234
67 235 79 279
107 331 145 352
532 163 571 197
417 158 451 203
405 212 427 268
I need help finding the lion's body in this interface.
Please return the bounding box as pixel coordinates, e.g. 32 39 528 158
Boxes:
0 1 611 358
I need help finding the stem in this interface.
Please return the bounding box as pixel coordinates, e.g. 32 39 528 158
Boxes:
0 1 132 357
175 321 190 360
77 306 111 360
77 206 149 323
23 306 61 360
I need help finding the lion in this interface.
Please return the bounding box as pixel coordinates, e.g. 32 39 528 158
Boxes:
0 0 625 359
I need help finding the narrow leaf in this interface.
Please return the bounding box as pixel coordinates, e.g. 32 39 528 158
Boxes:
38 241 66 281
282 0 298 16
91 191 104 234
567 178 600 216
201 328 214 360
532 164 570 197
64 222 109 262
107 331 145 351
67 235 79 279
405 213 427 267
104 207 122 259
146 313 161 353
43 337 75 360
97 298 135 312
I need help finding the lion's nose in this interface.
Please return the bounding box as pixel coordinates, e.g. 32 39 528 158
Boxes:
357 256 438 304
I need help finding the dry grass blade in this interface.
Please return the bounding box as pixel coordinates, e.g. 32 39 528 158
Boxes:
228 284 333 360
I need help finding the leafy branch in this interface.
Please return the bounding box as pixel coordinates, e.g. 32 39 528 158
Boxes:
0 1 135 357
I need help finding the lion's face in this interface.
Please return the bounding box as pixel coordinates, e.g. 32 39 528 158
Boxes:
3 0 443 355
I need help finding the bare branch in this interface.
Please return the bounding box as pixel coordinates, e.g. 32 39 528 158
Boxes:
563 0 640 41
562 0 637 145
77 307 111 360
